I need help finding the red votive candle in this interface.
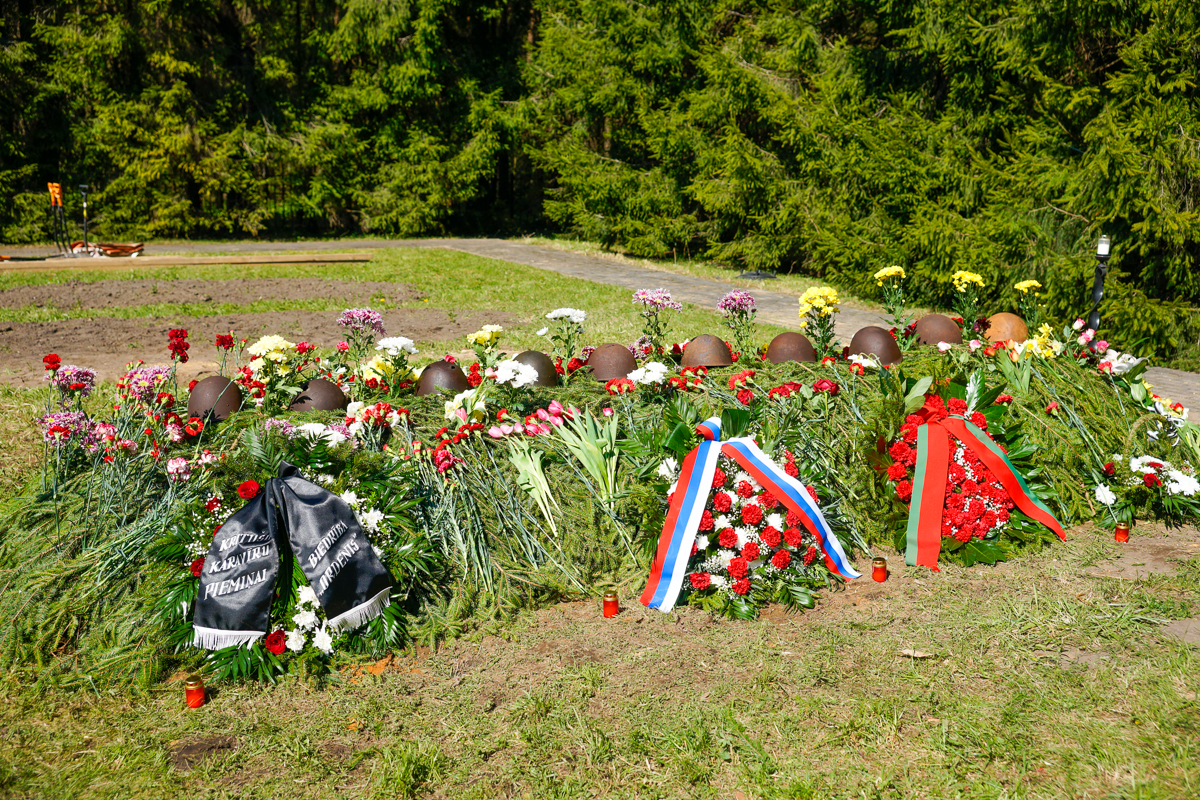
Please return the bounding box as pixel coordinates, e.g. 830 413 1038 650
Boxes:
185 675 206 709
1114 522 1131 543
603 591 619 618
871 557 888 583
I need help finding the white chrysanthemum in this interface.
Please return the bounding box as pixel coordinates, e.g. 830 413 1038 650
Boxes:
847 353 880 369
376 337 417 356
733 471 755 488
247 334 295 359
734 527 754 547
285 629 306 652
546 308 587 324
766 513 784 530
714 514 732 530
1166 470 1200 497
346 401 364 419
1129 456 1167 474
667 480 678 497
656 458 679 480
1094 484 1117 506
360 508 385 532
316 473 337 486
298 585 320 608
339 490 361 508
292 608 319 630
695 534 709 550
536 327 549 336
312 626 334 654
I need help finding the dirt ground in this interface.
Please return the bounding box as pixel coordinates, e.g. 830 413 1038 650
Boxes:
0 308 518 386
0 278 422 310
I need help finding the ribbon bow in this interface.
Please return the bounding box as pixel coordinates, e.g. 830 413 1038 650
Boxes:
641 417 860 612
906 409 1065 571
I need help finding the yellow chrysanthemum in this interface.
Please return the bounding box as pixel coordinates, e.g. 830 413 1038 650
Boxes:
873 265 906 285
951 271 985 293
468 325 504 347
1013 279 1042 294
798 286 840 319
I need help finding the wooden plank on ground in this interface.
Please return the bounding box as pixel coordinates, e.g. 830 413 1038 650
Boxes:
0 253 373 273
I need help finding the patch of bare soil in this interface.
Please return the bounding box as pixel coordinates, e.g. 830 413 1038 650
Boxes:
1083 523 1200 579
168 734 237 772
0 278 420 310
0 307 519 386
1162 617 1200 646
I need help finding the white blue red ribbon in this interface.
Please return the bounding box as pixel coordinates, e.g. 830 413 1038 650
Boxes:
640 417 860 612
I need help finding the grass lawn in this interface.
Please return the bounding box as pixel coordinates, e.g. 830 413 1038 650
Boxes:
0 246 1197 799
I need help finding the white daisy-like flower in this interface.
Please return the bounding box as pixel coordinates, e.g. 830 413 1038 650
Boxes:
848 353 880 370
766 513 784 530
1094 484 1117 506
312 626 334 654
292 608 319 630
376 337 418 356
360 508 385 532
493 360 539 389
298 585 320 608
656 458 679 480
1129 456 1167 474
734 527 754 547
714 514 732 530
546 308 587 324
536 327 549 336
285 629 306 652
339 490 361 508
1166 470 1200 497
695 534 709 550
316 473 337 486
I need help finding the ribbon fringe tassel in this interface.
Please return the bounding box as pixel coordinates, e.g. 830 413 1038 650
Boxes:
326 588 392 633
192 626 265 650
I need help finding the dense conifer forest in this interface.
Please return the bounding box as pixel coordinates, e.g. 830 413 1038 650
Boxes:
2 1 1197 353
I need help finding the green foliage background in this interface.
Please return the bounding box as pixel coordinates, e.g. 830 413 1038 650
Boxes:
3 0 1198 352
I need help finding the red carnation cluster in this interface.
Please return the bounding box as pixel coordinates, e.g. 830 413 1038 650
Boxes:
768 381 804 400
605 378 635 395
215 334 235 350
466 362 484 388
168 328 190 363
885 397 1014 542
43 353 61 372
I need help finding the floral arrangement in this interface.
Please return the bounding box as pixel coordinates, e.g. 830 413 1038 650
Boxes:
632 288 682 354
1013 280 1043 328
796 286 839 358
716 290 757 360
541 308 587 363
950 270 985 329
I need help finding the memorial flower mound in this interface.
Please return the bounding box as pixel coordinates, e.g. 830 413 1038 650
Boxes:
10 297 1200 685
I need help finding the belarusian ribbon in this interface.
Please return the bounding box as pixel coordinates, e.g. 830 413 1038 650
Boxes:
641 417 860 612
906 414 1066 571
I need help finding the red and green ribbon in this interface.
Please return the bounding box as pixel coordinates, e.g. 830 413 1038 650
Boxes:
905 415 1065 570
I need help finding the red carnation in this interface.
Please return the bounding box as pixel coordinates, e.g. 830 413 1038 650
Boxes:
295 342 315 355
948 398 968 416
727 557 749 579
888 441 911 461
785 509 801 527
758 491 776 509
896 480 913 501
803 545 818 565
1045 402 1060 416
264 629 287 655
736 480 755 499
741 504 763 525
689 572 711 590
189 558 205 577
711 468 727 489
760 526 781 548
736 388 754 405
43 353 61 371
718 528 739 549
731 578 751 595
806 485 819 503
771 549 792 569
886 463 907 482
1143 473 1162 488
994 394 1014 405
698 510 714 531
713 492 732 513
566 357 584 373
1103 462 1116 477
739 542 759 562
238 480 260 499
784 461 799 478
205 497 222 512
783 526 804 547
970 411 987 430
215 334 235 350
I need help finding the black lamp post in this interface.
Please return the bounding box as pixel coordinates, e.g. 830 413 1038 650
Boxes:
1086 235 1111 332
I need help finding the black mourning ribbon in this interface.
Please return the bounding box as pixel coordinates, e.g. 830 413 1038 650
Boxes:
192 462 392 649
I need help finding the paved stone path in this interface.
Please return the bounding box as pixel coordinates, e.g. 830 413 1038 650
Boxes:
5 237 1197 409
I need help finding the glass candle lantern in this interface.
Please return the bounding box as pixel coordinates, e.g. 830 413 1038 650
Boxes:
602 591 619 618
185 675 205 709
872 557 888 583
1114 522 1131 543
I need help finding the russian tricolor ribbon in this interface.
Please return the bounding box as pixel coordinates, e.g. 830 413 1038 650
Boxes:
906 414 1066 571
641 417 860 612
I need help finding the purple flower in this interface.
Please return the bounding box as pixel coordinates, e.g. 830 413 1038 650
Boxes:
38 410 90 446
632 288 682 314
580 345 596 361
717 290 756 317
121 365 172 404
264 418 296 437
628 335 653 361
46 365 97 401
337 308 386 336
